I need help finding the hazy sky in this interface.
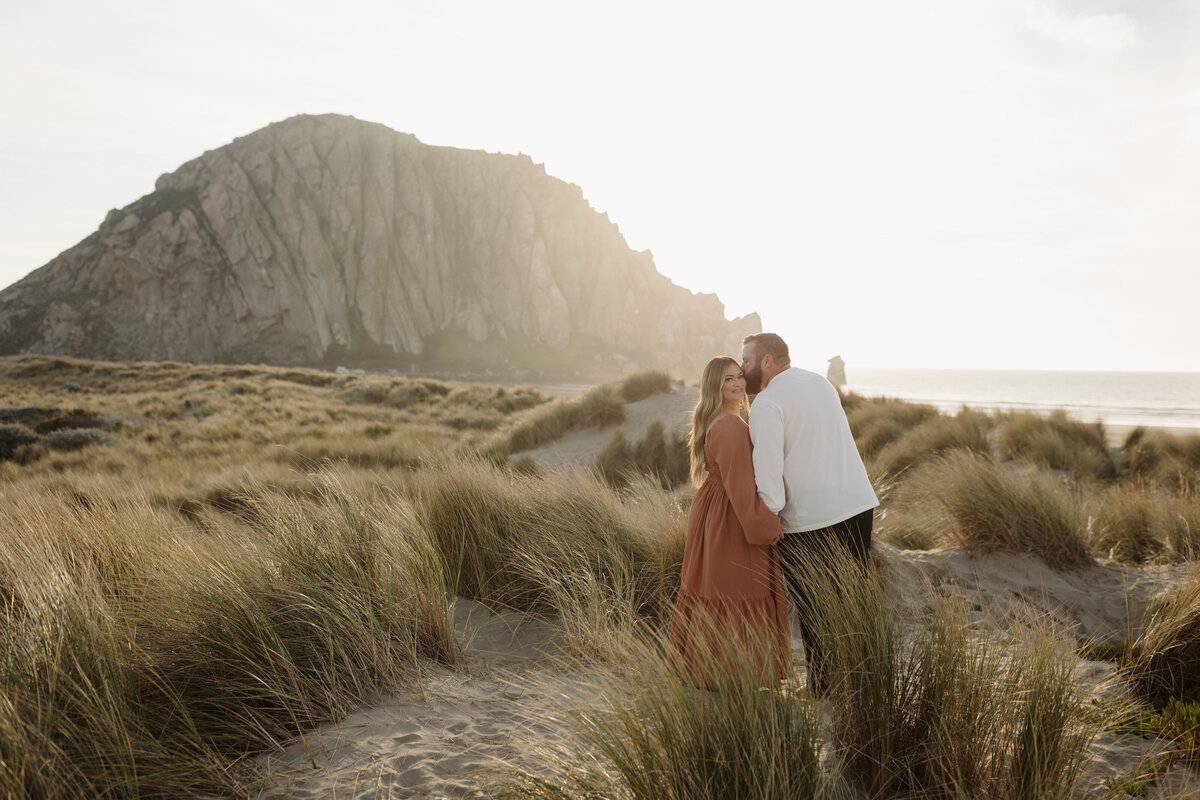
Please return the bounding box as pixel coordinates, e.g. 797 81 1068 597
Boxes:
3 0 1198 373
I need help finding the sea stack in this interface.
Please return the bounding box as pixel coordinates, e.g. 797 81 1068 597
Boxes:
827 355 847 386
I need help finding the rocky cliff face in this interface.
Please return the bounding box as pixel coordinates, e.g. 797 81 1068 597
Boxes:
0 114 759 377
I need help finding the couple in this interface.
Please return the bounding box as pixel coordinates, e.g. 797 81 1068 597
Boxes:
668 332 879 692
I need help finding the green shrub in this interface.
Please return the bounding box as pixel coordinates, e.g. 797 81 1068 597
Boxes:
42 427 118 452
0 423 39 460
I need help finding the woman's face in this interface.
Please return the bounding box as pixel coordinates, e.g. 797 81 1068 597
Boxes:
720 363 746 407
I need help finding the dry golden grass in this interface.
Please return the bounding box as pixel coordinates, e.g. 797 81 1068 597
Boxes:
0 355 682 797
847 393 1200 566
996 410 1116 481
2 356 1196 798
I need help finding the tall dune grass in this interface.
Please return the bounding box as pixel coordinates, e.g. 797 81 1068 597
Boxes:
594 418 690 490
871 407 993 479
1123 427 1200 495
1164 497 1200 562
892 451 1093 570
490 636 840 800
6 356 1200 796
488 385 626 458
1087 486 1167 564
997 410 1116 481
410 458 684 647
481 370 673 460
844 394 940 460
1126 570 1200 707
789 547 1096 799
495 545 1098 800
0 471 456 798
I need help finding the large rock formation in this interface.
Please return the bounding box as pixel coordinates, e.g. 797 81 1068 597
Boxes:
0 114 758 377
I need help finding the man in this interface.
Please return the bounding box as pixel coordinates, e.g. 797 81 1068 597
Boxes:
741 332 878 695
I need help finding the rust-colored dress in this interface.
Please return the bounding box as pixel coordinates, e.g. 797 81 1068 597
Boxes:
669 414 790 687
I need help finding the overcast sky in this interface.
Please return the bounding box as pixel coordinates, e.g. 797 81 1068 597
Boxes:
2 0 1198 373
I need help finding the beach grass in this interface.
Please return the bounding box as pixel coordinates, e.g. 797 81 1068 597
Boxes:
4 355 1200 797
488 637 838 800
870 406 993 479
1123 426 1200 496
789 546 1096 799
594 418 690 490
1086 485 1168 564
1126 570 1200 707
0 469 457 798
410 458 684 653
996 410 1116 481
843 392 940 460
889 451 1094 570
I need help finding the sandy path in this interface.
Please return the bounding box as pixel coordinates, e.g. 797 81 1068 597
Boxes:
256 601 573 800
510 385 697 472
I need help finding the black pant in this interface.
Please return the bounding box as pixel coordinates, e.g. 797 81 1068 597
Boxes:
776 508 874 696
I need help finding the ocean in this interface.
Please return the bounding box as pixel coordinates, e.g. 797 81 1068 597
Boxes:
843 368 1200 431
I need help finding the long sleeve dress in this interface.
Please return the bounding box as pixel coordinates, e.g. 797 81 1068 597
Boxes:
668 414 790 688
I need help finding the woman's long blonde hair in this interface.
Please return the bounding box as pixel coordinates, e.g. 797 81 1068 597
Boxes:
688 356 749 487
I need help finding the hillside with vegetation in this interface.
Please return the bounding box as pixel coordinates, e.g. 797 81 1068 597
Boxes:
1 355 1199 798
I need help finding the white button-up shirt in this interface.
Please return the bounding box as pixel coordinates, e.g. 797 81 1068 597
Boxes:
748 367 878 533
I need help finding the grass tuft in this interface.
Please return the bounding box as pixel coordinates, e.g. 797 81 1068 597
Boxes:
490 637 839 800
614 369 673 403
872 407 992 479
789 546 1096 799
1126 571 1200 707
997 410 1116 481
900 451 1093 570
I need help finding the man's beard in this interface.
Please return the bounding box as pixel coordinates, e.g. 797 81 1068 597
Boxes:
743 365 763 395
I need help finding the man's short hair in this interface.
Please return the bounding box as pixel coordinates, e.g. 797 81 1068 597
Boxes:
743 332 790 363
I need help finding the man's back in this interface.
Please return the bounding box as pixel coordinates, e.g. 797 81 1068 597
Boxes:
748 367 878 532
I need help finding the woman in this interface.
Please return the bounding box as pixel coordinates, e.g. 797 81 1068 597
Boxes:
669 356 790 688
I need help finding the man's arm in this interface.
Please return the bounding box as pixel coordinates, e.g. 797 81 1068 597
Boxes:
748 400 786 514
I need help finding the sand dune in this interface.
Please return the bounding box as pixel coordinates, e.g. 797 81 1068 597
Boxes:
253 387 1200 798
253 547 1197 799
256 601 568 799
